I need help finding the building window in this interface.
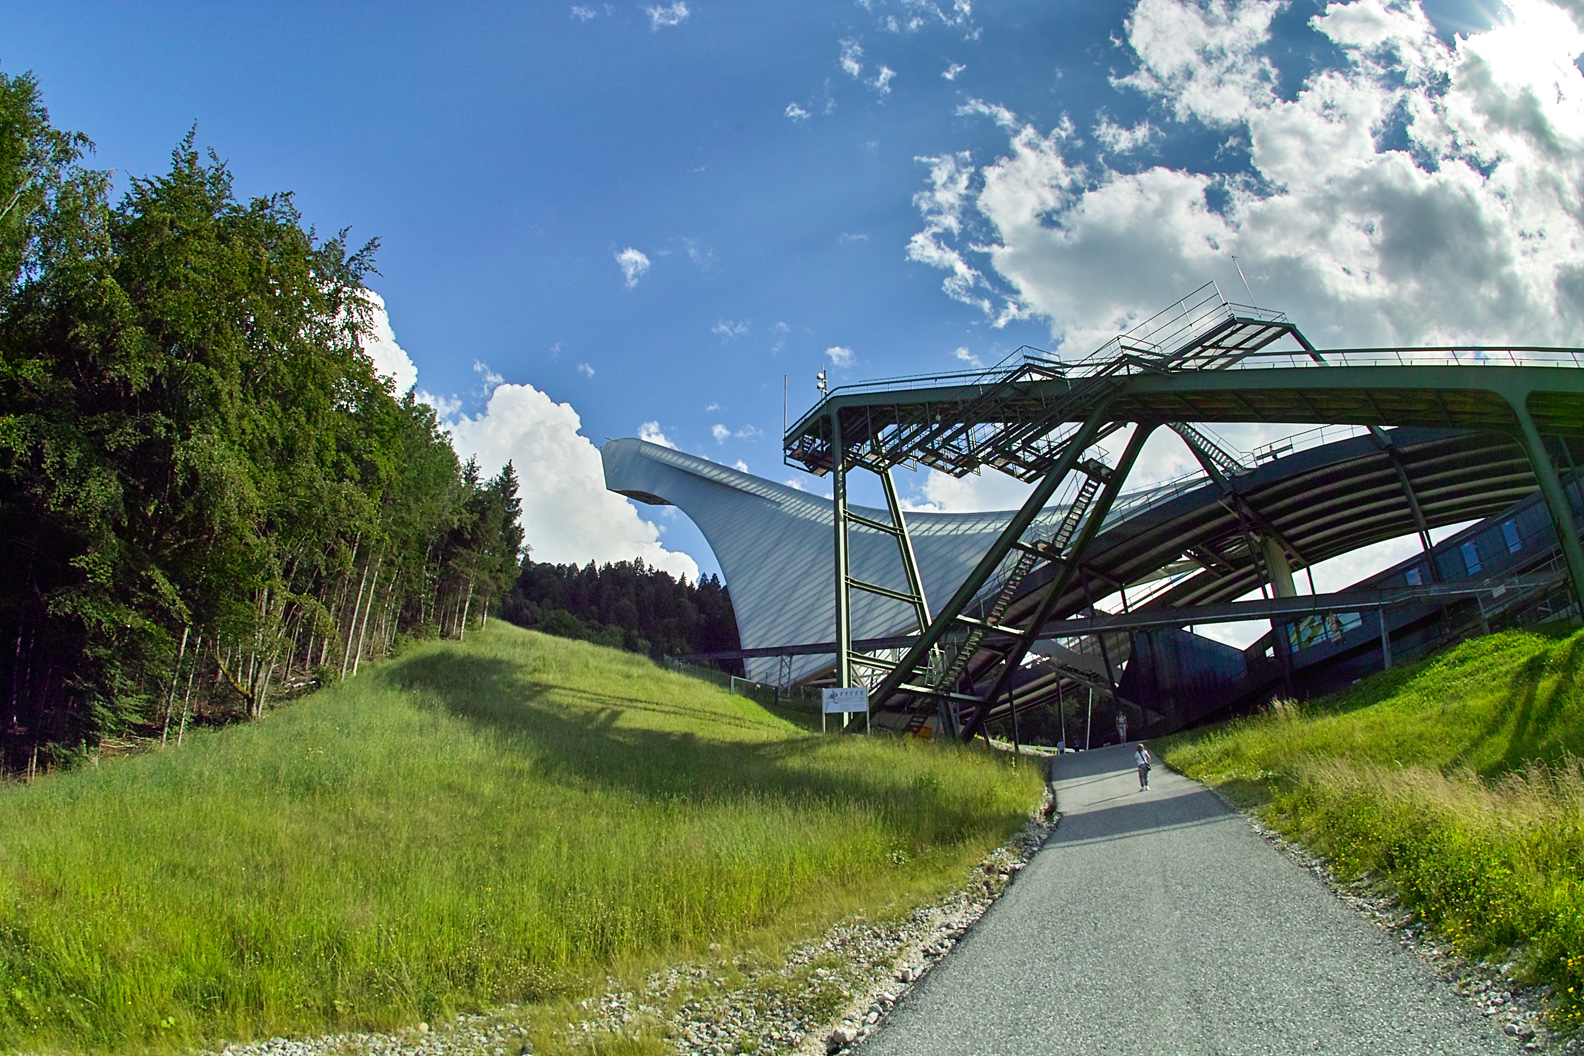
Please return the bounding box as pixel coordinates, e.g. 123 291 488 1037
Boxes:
1405 567 1422 586
1462 540 1482 575
1503 519 1522 554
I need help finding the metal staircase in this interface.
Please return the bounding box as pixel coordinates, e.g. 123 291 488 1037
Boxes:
1170 422 1251 482
900 466 1106 734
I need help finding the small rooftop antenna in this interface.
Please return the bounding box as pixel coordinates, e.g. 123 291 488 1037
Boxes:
1231 254 1256 305
816 368 827 395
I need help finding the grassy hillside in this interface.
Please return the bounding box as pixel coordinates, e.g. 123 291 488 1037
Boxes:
0 623 1042 1053
1160 626 1584 1032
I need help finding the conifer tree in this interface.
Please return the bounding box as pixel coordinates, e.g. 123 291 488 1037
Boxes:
0 71 527 770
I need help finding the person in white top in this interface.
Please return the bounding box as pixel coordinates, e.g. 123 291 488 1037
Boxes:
1134 743 1153 791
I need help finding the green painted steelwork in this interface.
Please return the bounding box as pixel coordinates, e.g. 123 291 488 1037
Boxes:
962 423 1158 740
860 396 1121 722
786 288 1584 737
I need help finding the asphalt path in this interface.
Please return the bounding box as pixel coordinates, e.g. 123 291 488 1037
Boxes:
855 744 1515 1056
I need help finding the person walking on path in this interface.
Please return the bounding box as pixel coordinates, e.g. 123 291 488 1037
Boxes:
1134 743 1152 791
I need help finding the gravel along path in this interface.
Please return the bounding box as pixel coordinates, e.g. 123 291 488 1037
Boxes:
853 745 1527 1056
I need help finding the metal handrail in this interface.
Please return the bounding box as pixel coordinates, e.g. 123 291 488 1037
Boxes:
1191 346 1584 371
809 344 1584 408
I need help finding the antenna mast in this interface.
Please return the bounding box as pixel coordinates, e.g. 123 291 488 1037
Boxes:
1231 254 1256 305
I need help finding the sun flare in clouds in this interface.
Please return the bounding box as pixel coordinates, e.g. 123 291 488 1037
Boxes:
911 0 1584 355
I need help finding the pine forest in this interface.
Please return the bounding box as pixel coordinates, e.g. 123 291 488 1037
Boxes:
503 558 740 666
0 72 526 772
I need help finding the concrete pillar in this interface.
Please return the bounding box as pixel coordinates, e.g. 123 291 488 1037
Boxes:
1261 534 1298 598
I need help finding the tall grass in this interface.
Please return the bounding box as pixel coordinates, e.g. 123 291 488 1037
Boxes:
0 624 1042 1053
1160 627 1584 1032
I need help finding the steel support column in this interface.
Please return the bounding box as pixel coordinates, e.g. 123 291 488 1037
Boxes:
831 410 852 689
1510 399 1584 617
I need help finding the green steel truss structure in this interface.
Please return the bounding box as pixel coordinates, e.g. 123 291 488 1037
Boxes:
783 285 1584 740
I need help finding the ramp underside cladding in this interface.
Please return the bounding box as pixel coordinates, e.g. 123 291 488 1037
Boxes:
600 439 1185 684
605 427 1580 689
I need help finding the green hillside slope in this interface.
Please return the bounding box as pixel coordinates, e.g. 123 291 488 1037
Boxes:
1162 626 1584 1033
0 623 1042 1052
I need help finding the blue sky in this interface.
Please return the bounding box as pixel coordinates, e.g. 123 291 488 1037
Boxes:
6 0 1577 592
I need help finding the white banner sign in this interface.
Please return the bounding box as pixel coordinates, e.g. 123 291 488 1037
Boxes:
821 687 869 714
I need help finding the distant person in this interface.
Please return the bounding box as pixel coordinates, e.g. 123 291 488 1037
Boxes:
1116 712 1128 743
1134 743 1153 791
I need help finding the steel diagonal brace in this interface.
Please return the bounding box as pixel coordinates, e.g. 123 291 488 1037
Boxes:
1368 425 1437 564
959 422 1158 742
881 467 932 633
865 393 1122 713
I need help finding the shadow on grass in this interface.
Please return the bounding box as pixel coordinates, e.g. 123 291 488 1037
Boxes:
1455 633 1584 778
1296 656 1440 720
385 651 1008 838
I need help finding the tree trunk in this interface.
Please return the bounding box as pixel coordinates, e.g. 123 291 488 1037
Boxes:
352 560 381 677
161 627 190 746
342 559 371 680
458 576 475 642
254 661 274 718
177 636 201 747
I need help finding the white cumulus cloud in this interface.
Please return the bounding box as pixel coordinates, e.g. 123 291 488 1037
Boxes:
910 0 1584 353
418 390 462 419
786 102 811 121
840 38 865 77
956 97 1020 130
907 151 997 317
446 386 698 580
901 465 1033 513
367 292 699 580
646 1 689 29
638 421 676 448
711 423 731 442
615 247 651 288
473 360 504 389
825 345 856 368
943 62 967 80
358 289 418 394
1092 116 1159 154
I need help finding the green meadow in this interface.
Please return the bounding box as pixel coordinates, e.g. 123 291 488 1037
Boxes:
0 623 1043 1053
1160 626 1584 1032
